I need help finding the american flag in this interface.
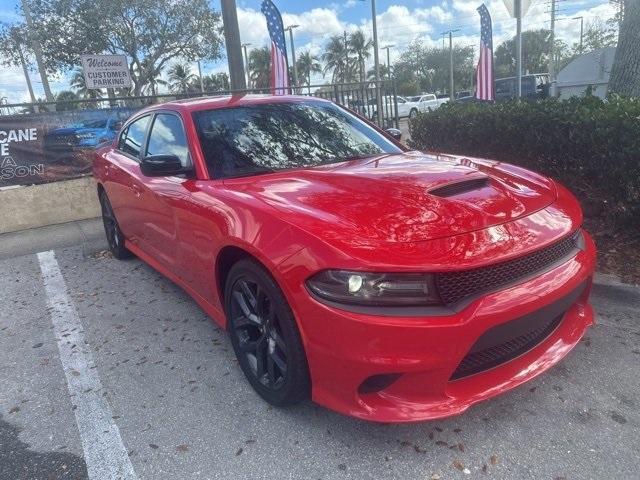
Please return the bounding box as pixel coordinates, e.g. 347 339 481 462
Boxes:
261 0 290 95
476 4 494 101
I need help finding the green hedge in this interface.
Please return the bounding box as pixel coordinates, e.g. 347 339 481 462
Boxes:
408 96 640 225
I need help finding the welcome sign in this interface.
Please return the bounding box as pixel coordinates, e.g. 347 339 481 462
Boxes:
80 54 132 90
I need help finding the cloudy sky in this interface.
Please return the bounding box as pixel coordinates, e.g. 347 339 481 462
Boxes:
0 0 618 103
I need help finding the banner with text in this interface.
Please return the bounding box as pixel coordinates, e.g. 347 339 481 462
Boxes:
0 108 137 187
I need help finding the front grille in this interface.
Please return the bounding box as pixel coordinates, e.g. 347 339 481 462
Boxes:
450 313 563 380
436 231 581 306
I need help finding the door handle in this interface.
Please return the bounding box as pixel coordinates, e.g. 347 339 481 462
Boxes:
132 184 143 197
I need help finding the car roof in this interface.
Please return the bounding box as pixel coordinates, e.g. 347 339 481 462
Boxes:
136 94 332 116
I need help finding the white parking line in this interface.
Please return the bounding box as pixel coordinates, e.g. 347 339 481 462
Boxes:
37 250 138 480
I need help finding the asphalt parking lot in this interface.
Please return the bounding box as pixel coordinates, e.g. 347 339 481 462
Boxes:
1 226 639 480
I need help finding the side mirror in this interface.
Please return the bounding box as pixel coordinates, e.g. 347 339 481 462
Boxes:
385 128 402 141
140 155 190 177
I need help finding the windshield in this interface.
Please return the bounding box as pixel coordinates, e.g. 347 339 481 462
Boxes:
76 119 108 129
193 100 402 179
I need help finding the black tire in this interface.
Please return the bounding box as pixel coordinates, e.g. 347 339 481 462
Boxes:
409 108 418 119
224 258 310 406
99 189 133 260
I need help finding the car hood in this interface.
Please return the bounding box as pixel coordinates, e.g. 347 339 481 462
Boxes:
47 127 101 135
225 151 558 246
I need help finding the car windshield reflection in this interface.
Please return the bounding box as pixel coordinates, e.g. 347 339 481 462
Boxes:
193 100 402 179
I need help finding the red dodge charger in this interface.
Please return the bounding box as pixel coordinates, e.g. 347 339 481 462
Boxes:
93 95 596 422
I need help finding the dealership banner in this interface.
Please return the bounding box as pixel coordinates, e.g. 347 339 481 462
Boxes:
0 108 137 187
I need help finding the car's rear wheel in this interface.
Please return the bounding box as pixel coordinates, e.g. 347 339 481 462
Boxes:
409 108 418 119
99 190 133 260
224 258 310 406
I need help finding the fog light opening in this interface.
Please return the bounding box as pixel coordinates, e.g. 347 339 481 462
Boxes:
358 373 402 394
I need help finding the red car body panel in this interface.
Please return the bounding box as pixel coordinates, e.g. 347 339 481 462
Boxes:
93 95 596 422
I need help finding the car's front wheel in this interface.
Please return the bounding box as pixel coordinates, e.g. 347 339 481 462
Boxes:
409 108 418 119
99 190 133 260
225 258 310 406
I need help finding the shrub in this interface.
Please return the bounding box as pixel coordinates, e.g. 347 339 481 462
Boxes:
408 95 640 226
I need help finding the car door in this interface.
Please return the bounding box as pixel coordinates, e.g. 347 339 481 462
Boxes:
136 111 195 271
104 114 152 245
396 97 409 117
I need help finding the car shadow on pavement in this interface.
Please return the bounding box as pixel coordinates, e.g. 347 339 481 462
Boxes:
0 414 88 480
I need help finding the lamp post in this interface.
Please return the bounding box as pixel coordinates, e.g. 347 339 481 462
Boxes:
241 42 252 89
443 29 460 100
515 0 522 98
197 60 205 93
574 16 584 53
284 25 300 91
382 45 395 79
220 0 247 90
370 0 382 125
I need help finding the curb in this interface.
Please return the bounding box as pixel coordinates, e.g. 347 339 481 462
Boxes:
593 272 639 289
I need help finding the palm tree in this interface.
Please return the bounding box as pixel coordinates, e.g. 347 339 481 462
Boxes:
322 35 356 83
70 68 102 99
197 73 230 92
349 30 373 83
367 64 391 81
296 50 321 93
249 47 271 89
140 59 168 96
168 63 196 93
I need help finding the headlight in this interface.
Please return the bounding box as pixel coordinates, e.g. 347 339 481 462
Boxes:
306 270 441 307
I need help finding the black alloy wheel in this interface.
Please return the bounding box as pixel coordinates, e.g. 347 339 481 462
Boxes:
99 190 132 260
225 259 310 406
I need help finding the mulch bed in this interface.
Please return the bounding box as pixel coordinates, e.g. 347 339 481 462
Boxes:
584 216 640 285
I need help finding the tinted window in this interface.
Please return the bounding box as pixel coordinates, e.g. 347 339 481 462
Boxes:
193 101 402 179
146 114 190 167
495 79 514 96
119 115 150 157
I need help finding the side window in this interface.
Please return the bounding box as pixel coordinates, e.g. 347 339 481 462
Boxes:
119 115 150 158
146 114 190 167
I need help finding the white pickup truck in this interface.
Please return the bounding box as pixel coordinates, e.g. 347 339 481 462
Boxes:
406 94 449 118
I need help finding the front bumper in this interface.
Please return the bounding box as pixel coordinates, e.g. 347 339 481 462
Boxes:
291 230 596 423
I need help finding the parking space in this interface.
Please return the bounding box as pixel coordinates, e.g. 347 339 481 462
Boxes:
1 243 639 479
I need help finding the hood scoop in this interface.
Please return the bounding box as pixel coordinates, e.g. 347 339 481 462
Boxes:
428 176 491 198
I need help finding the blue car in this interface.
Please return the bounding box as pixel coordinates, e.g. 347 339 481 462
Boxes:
44 116 123 151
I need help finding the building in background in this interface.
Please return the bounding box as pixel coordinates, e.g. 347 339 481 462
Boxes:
556 47 616 99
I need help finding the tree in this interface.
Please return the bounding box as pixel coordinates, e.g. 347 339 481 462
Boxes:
579 18 617 54
168 63 196 93
366 64 391 80
199 73 230 92
322 35 357 83
296 50 321 92
0 0 223 96
70 68 102 99
396 40 474 94
391 61 420 95
609 0 640 96
495 29 552 77
348 30 372 82
249 47 271 89
55 90 78 111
